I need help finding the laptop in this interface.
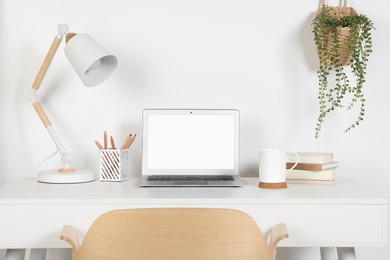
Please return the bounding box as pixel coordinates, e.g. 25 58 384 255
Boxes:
138 109 243 187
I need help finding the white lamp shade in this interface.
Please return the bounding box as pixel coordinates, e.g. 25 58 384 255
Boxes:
64 33 117 87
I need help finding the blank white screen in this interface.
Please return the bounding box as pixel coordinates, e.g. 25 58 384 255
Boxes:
147 114 235 169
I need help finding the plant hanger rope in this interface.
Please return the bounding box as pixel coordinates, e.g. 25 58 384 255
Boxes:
320 0 347 9
312 0 374 139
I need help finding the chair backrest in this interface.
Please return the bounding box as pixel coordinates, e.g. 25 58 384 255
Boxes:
74 208 275 260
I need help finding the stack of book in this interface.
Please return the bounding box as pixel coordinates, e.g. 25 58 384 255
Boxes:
286 152 339 184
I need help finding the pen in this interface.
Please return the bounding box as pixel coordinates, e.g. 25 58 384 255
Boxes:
104 131 108 149
120 134 131 149
125 134 136 149
110 136 116 149
95 140 104 150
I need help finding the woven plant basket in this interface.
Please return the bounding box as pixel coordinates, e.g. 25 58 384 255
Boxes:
315 0 357 66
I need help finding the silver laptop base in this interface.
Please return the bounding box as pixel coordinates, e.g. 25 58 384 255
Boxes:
139 175 243 187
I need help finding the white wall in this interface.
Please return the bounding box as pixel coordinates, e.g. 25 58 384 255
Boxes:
1 0 389 259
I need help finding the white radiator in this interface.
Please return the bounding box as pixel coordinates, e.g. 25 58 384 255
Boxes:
0 249 71 260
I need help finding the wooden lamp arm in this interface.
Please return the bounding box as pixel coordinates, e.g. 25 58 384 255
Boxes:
32 102 52 128
32 36 62 91
60 225 80 254
28 24 75 170
269 223 289 250
31 24 70 91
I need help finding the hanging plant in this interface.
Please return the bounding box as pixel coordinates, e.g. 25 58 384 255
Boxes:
312 0 374 138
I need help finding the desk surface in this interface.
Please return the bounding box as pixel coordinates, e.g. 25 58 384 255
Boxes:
0 177 386 205
0 177 387 249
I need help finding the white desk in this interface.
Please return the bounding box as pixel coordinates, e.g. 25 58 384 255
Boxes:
0 177 387 260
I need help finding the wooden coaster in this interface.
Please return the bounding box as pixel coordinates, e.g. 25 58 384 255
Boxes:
59 168 76 173
258 182 287 189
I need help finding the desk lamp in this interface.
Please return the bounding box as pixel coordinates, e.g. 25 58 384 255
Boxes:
27 24 117 183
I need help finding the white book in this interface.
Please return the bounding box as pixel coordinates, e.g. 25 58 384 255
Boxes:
287 179 335 185
287 152 334 164
286 161 339 171
286 169 335 181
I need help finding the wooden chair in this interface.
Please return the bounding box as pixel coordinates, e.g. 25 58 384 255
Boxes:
60 208 288 260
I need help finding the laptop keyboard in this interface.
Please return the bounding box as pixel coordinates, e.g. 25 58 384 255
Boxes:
147 175 234 182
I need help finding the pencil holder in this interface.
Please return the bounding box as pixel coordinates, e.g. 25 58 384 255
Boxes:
99 149 129 181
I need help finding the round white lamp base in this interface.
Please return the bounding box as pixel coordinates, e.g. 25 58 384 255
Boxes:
38 169 95 184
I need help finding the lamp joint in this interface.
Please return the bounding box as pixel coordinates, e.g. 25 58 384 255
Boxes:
57 24 69 39
26 89 39 103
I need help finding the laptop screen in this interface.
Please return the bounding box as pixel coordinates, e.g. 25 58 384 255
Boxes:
142 110 239 175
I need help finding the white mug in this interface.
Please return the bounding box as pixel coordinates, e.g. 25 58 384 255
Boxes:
258 149 299 189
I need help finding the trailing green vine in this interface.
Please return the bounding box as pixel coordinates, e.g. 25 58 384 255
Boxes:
312 5 374 139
